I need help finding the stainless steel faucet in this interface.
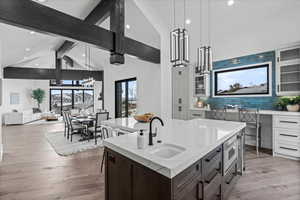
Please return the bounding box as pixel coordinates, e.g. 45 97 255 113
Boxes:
149 117 164 145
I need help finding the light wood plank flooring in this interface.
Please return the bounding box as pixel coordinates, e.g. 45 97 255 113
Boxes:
0 122 299 200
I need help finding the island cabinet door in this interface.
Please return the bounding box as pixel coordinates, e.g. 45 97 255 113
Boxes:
105 149 132 200
132 164 172 200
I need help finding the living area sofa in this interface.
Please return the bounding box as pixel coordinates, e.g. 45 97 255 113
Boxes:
3 110 42 125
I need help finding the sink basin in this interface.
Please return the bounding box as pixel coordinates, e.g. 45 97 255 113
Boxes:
149 144 186 159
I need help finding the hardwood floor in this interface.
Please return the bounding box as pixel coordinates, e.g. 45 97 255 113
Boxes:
0 122 299 200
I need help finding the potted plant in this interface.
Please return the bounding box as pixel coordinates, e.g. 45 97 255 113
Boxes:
277 96 300 112
31 88 45 112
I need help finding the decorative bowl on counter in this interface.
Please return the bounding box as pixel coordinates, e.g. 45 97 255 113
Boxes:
134 113 154 123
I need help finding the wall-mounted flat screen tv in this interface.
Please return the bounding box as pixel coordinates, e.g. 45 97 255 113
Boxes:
214 63 270 96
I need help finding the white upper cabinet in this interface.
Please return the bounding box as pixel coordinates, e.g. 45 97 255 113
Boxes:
193 66 210 97
276 44 300 96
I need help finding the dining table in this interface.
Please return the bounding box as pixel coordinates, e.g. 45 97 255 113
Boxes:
71 114 97 142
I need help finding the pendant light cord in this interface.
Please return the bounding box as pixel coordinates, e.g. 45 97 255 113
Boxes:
173 0 175 28
208 0 211 46
183 0 186 29
200 0 202 45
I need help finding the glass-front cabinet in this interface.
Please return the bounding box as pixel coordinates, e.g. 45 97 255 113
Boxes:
276 45 300 96
194 67 210 97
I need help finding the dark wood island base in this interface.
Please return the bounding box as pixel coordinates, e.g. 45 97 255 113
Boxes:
104 144 239 200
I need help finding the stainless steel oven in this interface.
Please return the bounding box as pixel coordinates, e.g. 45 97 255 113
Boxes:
223 135 238 174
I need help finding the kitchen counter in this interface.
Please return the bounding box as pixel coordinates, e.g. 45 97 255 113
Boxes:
190 107 300 116
103 118 246 178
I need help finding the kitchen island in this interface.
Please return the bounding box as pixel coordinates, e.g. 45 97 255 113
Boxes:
103 118 246 200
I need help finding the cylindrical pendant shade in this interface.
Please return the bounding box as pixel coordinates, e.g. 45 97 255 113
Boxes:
170 28 190 67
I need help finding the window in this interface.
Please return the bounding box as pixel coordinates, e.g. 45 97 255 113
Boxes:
50 89 94 114
115 78 137 118
214 63 271 96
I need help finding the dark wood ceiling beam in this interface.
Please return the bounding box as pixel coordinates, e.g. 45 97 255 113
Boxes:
85 0 116 25
0 0 160 64
3 67 103 81
125 38 160 64
110 0 125 64
62 55 74 67
0 0 113 51
57 0 115 57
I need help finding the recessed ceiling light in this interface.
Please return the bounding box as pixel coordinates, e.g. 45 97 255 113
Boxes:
82 54 86 57
25 48 31 52
30 31 36 35
227 0 235 6
185 19 191 25
126 24 130 29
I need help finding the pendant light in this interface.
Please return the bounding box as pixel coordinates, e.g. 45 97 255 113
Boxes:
170 0 190 67
196 0 213 74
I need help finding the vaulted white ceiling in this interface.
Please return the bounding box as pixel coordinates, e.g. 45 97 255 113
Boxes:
135 0 300 61
0 0 160 69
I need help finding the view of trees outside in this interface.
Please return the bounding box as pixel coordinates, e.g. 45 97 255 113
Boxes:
115 79 137 118
128 80 137 116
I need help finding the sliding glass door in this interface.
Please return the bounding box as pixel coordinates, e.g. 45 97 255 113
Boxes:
115 78 137 118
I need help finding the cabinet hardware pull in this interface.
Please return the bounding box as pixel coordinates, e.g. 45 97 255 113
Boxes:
205 149 221 162
280 147 298 151
279 134 297 138
205 170 218 184
279 120 298 124
193 114 202 117
108 155 116 163
226 172 236 185
197 181 204 200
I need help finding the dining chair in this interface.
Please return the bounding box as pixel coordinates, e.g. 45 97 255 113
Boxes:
211 108 227 120
65 112 86 142
238 108 261 156
87 112 109 145
62 111 68 137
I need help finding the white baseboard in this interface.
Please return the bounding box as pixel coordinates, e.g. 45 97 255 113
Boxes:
0 143 3 162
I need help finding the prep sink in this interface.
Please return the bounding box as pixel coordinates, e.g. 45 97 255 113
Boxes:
149 143 186 159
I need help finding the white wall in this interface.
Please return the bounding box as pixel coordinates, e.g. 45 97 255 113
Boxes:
2 79 50 114
104 55 161 118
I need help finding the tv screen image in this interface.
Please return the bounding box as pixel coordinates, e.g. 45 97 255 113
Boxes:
214 64 269 96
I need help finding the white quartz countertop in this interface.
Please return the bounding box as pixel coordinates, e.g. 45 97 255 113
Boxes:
102 118 246 178
190 107 300 116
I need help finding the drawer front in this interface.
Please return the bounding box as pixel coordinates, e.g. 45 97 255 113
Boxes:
204 173 222 200
173 160 202 196
273 116 300 129
275 140 300 157
223 161 238 200
275 128 300 143
189 110 205 119
203 146 222 183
